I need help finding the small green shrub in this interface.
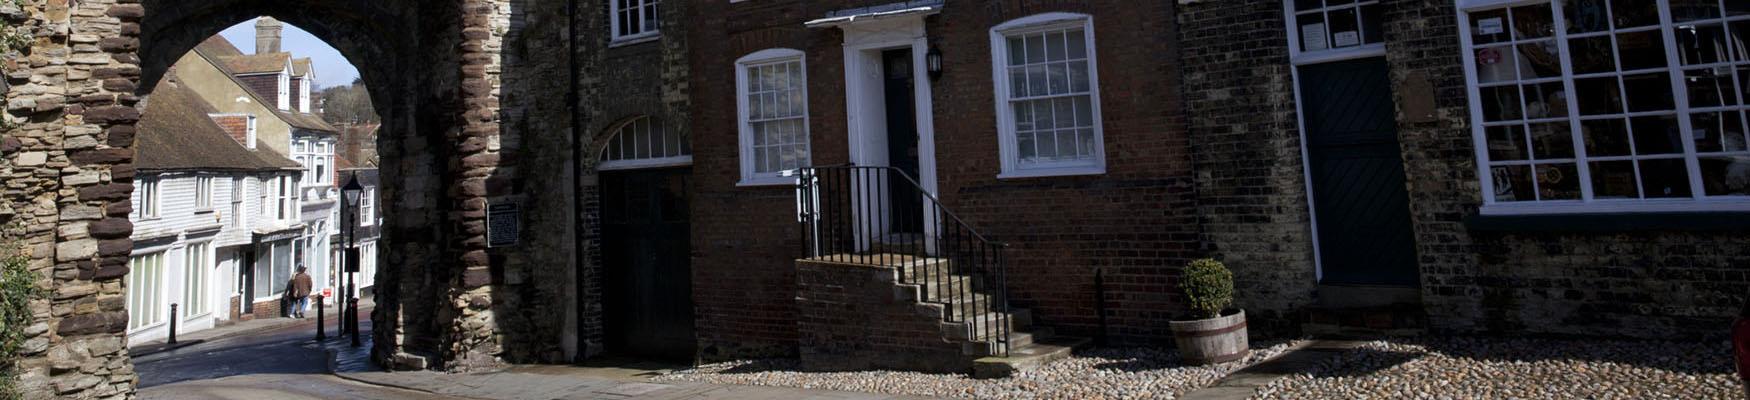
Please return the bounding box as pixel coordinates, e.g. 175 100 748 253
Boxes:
1182 258 1234 320
0 224 38 400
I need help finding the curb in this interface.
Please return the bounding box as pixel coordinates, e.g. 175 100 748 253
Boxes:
324 348 494 400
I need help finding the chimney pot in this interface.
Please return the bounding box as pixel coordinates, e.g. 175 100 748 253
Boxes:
255 17 283 54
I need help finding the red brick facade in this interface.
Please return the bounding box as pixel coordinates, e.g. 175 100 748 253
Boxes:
211 114 251 145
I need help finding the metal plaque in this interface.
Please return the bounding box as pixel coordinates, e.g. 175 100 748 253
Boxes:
487 202 520 248
344 248 360 273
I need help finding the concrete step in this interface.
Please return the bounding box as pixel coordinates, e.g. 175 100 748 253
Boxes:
962 326 1055 356
941 311 1022 341
971 335 1090 379
1301 305 1426 339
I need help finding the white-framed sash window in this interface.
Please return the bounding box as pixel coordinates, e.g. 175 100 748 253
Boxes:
990 13 1107 178
1459 0 1750 215
195 176 214 210
361 188 376 226
611 0 660 42
183 242 211 318
139 177 161 220
127 251 166 331
737 48 810 186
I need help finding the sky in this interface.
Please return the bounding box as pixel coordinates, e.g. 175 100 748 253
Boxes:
217 18 360 90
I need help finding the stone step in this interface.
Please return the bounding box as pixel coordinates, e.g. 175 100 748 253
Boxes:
941 311 1019 341
961 326 1055 356
971 335 1091 379
1301 305 1426 339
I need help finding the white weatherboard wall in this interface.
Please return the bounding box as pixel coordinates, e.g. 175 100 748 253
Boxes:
127 171 297 343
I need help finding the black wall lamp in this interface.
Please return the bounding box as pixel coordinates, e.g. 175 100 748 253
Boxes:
926 46 943 80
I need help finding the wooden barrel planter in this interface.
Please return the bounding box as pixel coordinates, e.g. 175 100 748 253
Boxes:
1168 309 1249 365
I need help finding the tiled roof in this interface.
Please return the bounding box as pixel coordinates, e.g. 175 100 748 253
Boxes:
292 58 313 77
188 36 339 133
135 78 303 172
222 52 291 75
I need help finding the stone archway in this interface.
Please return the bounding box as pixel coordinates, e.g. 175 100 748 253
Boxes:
2 0 580 396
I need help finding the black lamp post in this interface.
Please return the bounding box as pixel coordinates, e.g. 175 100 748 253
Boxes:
341 173 363 347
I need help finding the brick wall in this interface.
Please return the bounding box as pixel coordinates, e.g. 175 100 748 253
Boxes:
212 115 250 145
237 74 280 109
796 260 969 373
1174 0 1318 335
684 0 1201 353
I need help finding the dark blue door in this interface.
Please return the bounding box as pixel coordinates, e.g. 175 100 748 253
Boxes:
602 167 696 360
1300 58 1420 287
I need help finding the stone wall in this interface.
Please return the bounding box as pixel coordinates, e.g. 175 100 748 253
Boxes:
1174 0 1318 336
2 0 145 398
796 259 970 373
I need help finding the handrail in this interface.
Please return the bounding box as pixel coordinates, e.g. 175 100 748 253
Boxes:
791 165 1012 356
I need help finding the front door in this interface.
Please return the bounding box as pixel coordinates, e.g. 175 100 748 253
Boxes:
601 167 696 360
882 49 923 234
1299 57 1419 287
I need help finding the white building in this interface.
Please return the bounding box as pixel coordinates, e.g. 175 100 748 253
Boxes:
127 80 304 343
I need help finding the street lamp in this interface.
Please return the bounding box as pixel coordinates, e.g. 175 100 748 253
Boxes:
341 172 363 347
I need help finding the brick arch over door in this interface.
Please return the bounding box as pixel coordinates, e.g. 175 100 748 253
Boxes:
5 2 565 394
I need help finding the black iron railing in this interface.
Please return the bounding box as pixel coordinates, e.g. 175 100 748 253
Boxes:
791 165 1011 356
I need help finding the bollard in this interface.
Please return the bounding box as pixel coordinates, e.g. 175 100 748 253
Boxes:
168 303 178 345
349 296 361 347
316 295 326 341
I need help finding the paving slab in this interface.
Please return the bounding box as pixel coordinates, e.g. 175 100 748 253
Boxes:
1178 340 1359 400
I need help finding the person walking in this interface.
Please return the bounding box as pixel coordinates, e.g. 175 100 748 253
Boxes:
290 265 313 319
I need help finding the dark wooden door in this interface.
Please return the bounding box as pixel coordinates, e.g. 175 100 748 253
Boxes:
1300 58 1420 287
601 167 696 360
883 49 924 234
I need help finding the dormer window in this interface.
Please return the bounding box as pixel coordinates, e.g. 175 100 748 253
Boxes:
277 70 291 111
299 77 312 113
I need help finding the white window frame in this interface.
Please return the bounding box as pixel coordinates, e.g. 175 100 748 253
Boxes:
299 77 312 113
277 70 291 111
610 0 661 44
246 116 258 150
182 241 212 319
139 177 161 220
989 12 1108 179
195 176 214 210
1284 0 1389 65
736 48 811 186
127 251 166 332
1457 0 1750 215
277 175 297 221
361 188 376 226
232 177 247 228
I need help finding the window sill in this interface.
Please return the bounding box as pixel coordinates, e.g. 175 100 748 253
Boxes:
996 165 1106 180
1464 211 1750 233
738 176 798 187
194 208 215 214
609 33 660 48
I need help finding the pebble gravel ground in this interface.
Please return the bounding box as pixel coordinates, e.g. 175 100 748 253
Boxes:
654 341 1300 399
1255 337 1743 399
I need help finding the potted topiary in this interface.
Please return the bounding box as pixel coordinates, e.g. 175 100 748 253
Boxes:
1168 258 1249 365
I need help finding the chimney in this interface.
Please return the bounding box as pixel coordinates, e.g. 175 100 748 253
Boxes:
255 17 283 54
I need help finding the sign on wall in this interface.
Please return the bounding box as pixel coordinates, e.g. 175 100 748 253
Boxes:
487 202 520 248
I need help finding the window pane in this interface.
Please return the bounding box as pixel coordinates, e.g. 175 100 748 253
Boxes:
1299 12 1329 52
1530 122 1574 159
1639 158 1694 198
1616 31 1668 71
1047 31 1067 62
1013 102 1034 132
1523 82 1567 119
1472 8 1510 44
1066 30 1087 59
1294 0 1322 12
1517 41 1562 79
1565 0 1611 34
1611 0 1660 29
1568 36 1616 75
1491 165 1536 202
1732 1 1750 16
1590 160 1641 198
1054 98 1077 129
1048 63 1068 95
1032 100 1053 131
1027 65 1047 97
1732 21 1750 62
1328 8 1360 48
1582 118 1634 156
1691 111 1749 152
1018 132 1036 161
1069 61 1090 93
1025 34 1046 64
1621 73 1674 112
1487 125 1531 161
1677 24 1730 66
1686 68 1739 107
1078 128 1097 158
1480 85 1523 121
1361 4 1383 44
1700 156 1750 196
1037 130 1058 159
1631 115 1683 154
1574 77 1624 115
1475 46 1519 83
1009 67 1028 97
1055 130 1077 159
1074 96 1094 126
1008 37 1026 66
1537 163 1581 200
1671 0 1722 22
1512 4 1555 40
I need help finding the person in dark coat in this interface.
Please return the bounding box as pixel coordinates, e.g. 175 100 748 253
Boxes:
290 265 313 318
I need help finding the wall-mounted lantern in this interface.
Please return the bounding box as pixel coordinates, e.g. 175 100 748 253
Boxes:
926 47 943 80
